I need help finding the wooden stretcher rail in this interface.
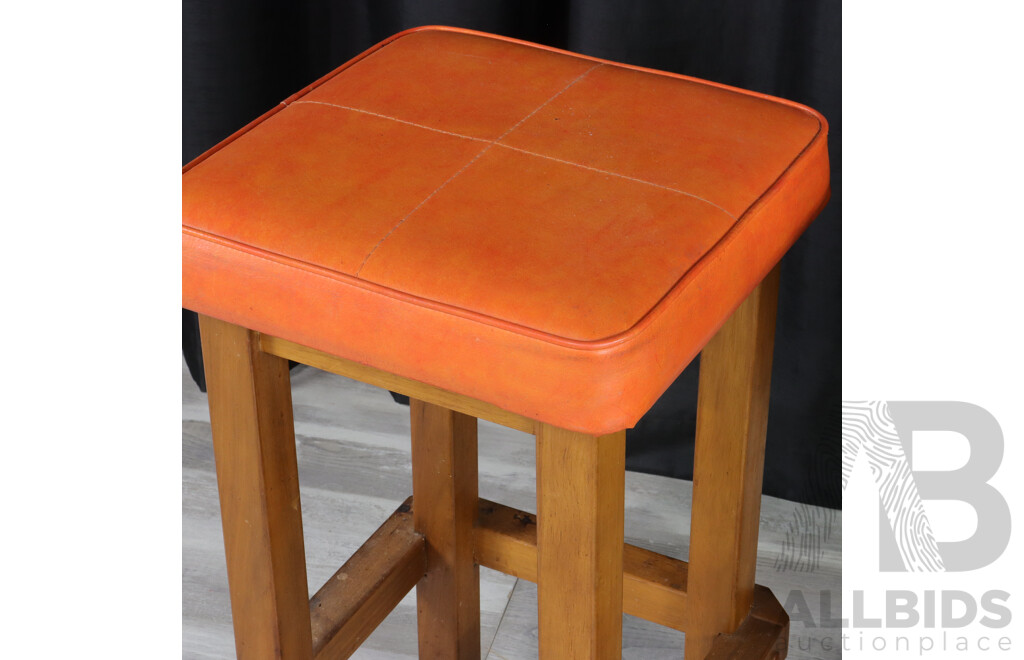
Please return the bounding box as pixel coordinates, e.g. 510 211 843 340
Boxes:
474 497 789 659
474 498 692 632
309 499 426 660
259 334 537 435
304 494 786 659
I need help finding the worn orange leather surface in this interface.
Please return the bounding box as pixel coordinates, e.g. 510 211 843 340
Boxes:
183 26 829 435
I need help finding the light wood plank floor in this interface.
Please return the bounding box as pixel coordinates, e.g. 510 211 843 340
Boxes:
183 361 841 659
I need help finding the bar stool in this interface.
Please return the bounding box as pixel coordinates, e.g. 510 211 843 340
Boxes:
183 26 829 659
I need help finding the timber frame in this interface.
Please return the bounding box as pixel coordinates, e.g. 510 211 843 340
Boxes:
198 267 786 659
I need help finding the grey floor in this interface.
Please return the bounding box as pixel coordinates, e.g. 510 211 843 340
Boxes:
183 360 841 659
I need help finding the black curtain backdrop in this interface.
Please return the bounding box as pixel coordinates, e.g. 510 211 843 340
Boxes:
183 0 841 509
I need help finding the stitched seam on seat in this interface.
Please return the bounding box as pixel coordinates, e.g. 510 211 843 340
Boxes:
355 148 491 275
291 100 493 143
494 143 736 219
350 63 603 277
287 97 737 220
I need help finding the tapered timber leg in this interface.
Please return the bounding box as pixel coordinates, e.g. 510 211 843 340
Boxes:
199 316 313 660
685 266 780 659
536 424 626 659
410 399 481 658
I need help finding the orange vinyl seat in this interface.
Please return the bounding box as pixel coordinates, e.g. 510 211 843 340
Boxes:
183 25 828 436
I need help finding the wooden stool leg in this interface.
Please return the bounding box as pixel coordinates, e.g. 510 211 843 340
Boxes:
685 266 780 659
536 424 626 659
410 399 481 658
199 316 313 660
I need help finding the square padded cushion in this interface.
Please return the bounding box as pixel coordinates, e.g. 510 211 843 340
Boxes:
183 27 829 434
